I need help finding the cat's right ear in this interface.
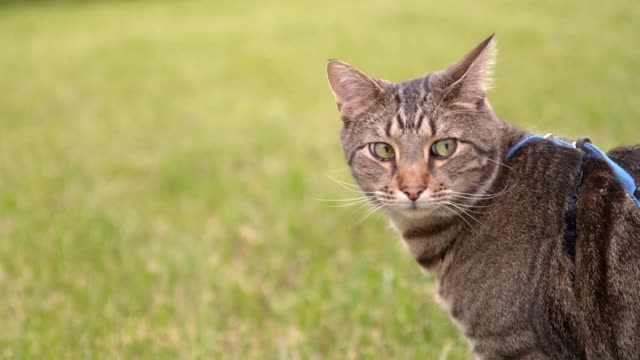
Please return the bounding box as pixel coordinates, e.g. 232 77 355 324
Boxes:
326 60 389 119
430 34 496 109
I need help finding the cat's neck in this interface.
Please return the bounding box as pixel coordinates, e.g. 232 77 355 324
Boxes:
388 210 462 270
389 122 524 271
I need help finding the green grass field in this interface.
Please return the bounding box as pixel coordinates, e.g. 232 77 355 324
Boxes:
0 0 638 358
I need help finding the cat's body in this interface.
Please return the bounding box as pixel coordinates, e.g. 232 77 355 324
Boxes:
326 35 640 358
434 141 640 358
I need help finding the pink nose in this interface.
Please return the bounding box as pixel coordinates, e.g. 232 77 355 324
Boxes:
401 186 425 201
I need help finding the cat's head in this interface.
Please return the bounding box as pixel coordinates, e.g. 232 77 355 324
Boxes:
326 35 512 223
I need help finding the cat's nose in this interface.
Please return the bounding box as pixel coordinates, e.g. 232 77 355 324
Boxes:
401 186 425 201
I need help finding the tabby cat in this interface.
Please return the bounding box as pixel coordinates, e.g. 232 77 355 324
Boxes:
325 34 640 358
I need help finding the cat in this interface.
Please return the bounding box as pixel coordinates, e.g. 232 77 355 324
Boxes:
325 34 640 359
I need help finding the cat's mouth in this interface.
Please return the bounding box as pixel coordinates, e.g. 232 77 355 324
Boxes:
372 192 442 217
393 201 437 216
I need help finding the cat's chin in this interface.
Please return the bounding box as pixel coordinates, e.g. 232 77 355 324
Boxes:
384 205 446 234
386 205 441 220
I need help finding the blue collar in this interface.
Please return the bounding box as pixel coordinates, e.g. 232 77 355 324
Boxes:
506 133 640 208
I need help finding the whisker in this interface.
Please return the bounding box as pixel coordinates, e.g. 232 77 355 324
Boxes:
451 186 511 196
433 200 494 209
326 175 365 194
447 185 513 200
328 199 374 208
473 178 498 186
438 204 473 230
316 196 374 202
434 204 474 232
444 204 480 229
443 202 486 224
330 186 365 194
327 175 360 188
484 157 514 171
434 201 488 215
448 193 505 200
356 203 387 225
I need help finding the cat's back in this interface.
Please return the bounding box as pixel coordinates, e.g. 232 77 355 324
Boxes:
574 145 640 358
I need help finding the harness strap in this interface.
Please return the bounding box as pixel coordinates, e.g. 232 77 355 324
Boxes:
506 134 640 208
563 153 585 262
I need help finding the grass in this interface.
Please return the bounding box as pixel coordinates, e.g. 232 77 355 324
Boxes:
0 0 638 358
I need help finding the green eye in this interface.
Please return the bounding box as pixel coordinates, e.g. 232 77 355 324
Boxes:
431 139 457 158
369 142 395 161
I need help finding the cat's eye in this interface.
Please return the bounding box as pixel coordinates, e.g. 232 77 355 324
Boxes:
369 142 395 161
431 139 457 158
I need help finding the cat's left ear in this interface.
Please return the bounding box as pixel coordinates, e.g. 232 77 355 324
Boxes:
430 34 496 109
326 60 391 120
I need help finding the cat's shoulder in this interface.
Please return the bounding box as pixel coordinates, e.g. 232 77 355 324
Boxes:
607 144 640 179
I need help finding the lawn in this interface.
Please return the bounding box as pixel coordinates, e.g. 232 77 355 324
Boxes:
0 0 638 358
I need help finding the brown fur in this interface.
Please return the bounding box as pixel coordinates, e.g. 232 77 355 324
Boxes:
326 35 640 358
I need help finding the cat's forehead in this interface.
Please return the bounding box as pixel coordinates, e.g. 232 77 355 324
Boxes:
393 75 432 104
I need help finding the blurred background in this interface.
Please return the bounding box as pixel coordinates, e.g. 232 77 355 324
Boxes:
0 0 638 358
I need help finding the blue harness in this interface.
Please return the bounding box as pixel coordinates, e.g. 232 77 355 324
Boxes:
506 134 640 261
506 133 640 208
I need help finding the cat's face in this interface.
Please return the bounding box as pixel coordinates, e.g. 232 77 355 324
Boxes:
327 35 505 221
